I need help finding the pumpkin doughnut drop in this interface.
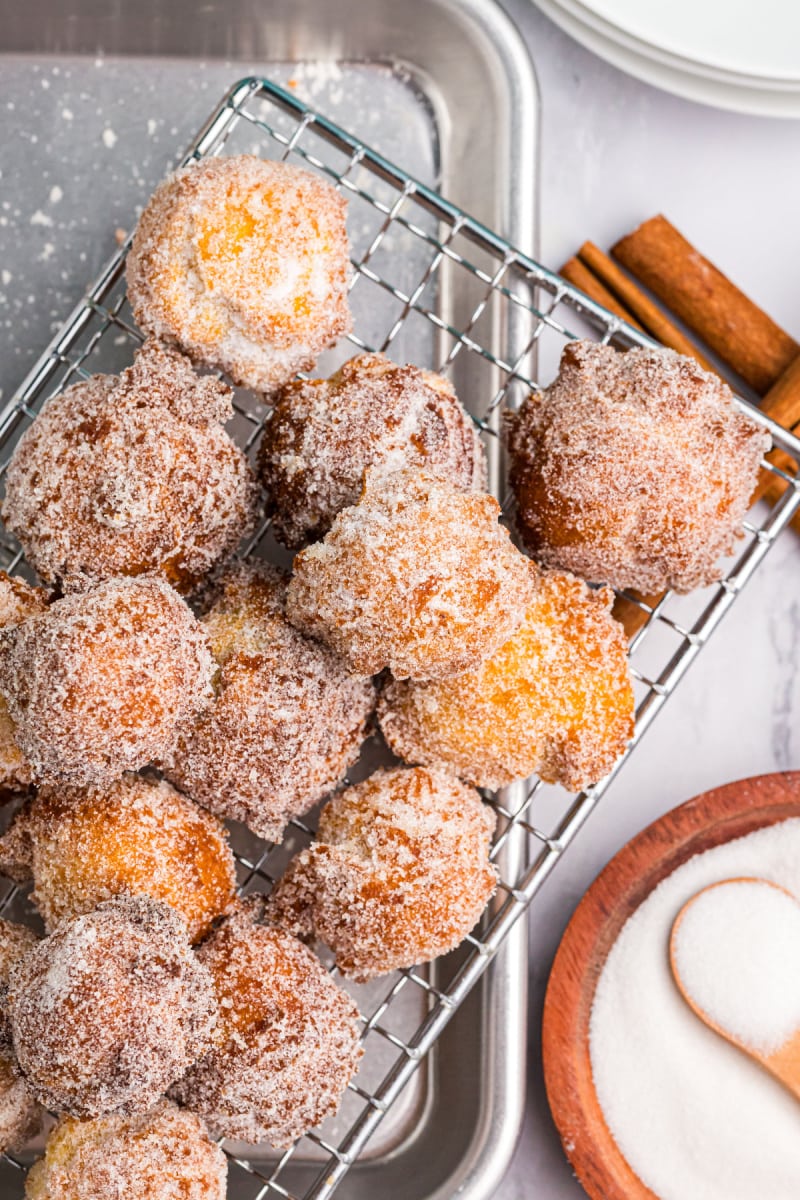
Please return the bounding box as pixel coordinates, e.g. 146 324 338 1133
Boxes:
2 339 258 594
7 895 217 1118
127 155 352 395
286 467 535 681
270 766 498 981
25 1100 227 1200
170 910 362 1146
0 575 214 787
164 561 374 842
0 573 48 797
0 774 237 943
506 341 770 593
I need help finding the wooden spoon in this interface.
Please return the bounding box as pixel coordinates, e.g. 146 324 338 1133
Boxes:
670 876 800 1101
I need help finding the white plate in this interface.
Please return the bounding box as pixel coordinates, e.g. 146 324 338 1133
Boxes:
580 0 800 82
533 0 800 117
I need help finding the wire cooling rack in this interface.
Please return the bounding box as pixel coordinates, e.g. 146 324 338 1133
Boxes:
1 77 800 1199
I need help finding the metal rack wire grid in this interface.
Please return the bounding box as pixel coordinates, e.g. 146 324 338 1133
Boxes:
1 76 800 1199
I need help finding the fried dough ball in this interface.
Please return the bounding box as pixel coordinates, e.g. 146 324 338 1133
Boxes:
270 766 497 981
164 562 374 842
25 1100 227 1200
127 155 352 394
0 575 214 787
8 895 217 1118
2 339 258 594
0 1054 43 1155
258 352 487 548
0 573 48 796
0 774 237 943
286 468 535 681
171 910 361 1146
506 341 771 593
379 568 634 792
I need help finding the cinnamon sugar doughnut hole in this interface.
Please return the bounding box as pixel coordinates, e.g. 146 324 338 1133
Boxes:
379 568 635 792
0 919 44 1153
0 575 214 787
7 895 217 1119
164 561 374 842
270 766 498 981
26 1100 227 1200
0 573 48 796
2 339 258 594
0 774 237 943
258 352 486 548
506 341 771 593
171 910 361 1146
127 155 352 395
286 468 535 681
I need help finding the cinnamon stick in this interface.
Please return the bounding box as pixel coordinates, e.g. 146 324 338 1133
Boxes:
559 256 644 329
612 215 799 395
577 241 715 372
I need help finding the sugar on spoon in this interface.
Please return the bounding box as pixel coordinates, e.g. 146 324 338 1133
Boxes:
670 876 800 1101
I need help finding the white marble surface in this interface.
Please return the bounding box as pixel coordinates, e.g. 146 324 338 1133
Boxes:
494 3 800 1196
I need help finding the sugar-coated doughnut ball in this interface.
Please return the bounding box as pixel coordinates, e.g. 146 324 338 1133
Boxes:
2 339 258 594
270 766 497 981
164 562 374 842
8 895 217 1118
25 1100 227 1200
0 575 214 787
127 155 352 394
0 774 237 943
170 910 361 1146
379 568 635 792
0 1054 43 1155
258 352 487 548
0 573 49 797
506 342 770 593
286 468 535 681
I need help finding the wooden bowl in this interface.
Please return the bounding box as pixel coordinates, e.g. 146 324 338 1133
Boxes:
542 770 800 1200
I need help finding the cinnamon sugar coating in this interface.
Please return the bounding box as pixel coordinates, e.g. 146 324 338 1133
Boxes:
8 895 217 1119
127 155 352 395
286 468 535 681
25 1100 227 1200
0 575 214 787
0 774 237 943
378 568 634 792
0 919 39 1053
2 339 258 594
0 573 49 796
164 562 374 842
506 342 771 593
171 910 361 1146
0 1054 43 1155
270 766 497 981
258 352 487 548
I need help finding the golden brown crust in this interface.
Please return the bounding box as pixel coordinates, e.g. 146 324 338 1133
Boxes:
0 576 214 787
269 766 497 981
286 467 535 681
506 342 770 593
126 155 352 394
25 1100 227 1200
2 339 259 594
378 568 634 792
259 352 486 548
0 774 238 943
170 911 361 1146
164 561 375 842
